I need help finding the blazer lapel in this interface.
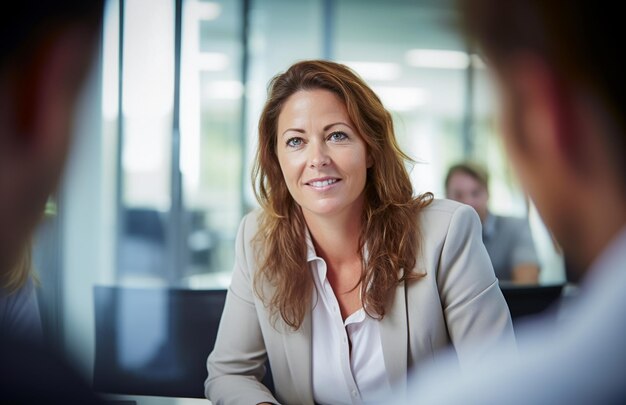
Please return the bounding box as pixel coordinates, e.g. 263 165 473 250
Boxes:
282 307 314 404
380 277 408 394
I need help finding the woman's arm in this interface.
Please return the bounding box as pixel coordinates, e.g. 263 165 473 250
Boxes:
205 214 278 404
437 204 516 367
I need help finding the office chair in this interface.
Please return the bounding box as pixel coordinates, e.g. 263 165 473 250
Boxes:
500 283 565 327
93 286 274 398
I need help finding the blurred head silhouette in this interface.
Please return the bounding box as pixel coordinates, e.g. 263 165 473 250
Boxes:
460 0 626 278
0 2 103 274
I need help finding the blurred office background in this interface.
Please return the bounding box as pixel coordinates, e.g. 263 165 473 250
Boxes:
32 0 565 402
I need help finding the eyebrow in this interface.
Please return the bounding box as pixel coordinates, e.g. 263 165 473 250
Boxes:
324 122 352 131
281 128 305 138
280 122 353 138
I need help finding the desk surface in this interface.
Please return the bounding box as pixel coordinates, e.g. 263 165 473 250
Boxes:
102 394 211 405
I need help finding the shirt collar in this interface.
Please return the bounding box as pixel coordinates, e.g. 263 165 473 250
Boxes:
304 225 370 263
305 226 318 262
305 223 382 315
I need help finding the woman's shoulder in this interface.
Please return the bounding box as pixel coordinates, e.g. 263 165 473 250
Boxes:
417 198 482 246
239 208 264 237
420 198 478 224
0 276 42 341
237 208 275 256
0 277 37 303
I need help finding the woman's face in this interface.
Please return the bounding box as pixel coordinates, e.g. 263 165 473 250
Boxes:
276 89 371 220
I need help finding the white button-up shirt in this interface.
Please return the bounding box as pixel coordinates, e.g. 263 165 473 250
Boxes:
307 232 392 404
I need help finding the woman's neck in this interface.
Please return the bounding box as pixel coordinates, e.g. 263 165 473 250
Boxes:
303 208 363 268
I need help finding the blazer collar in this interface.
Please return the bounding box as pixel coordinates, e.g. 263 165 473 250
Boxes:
281 307 314 404
380 274 409 394
304 226 317 262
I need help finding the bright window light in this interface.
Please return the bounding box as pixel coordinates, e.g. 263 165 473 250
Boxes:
187 0 222 21
405 49 470 70
205 80 244 100
372 86 428 112
197 52 230 71
339 61 401 81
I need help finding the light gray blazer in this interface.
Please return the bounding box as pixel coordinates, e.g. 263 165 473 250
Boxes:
205 199 515 405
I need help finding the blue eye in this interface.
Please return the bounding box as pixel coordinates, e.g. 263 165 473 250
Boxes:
286 137 303 148
328 131 348 142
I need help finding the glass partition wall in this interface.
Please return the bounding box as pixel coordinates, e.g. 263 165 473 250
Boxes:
106 0 562 289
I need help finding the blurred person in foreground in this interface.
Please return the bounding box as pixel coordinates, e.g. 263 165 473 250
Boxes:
0 1 104 402
445 162 540 284
392 0 626 403
205 60 515 404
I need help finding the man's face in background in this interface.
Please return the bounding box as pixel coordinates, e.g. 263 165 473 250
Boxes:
446 170 489 223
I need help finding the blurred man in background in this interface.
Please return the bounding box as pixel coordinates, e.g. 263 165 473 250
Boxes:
394 0 626 403
1 1 104 401
445 162 540 284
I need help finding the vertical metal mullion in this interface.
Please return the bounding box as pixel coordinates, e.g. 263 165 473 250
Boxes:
462 51 475 159
239 0 251 218
322 0 335 60
114 0 125 283
168 0 185 285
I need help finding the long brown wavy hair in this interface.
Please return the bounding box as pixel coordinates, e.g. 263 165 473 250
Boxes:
1 242 34 294
252 60 433 329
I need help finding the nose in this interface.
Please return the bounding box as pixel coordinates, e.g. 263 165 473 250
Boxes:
308 141 330 168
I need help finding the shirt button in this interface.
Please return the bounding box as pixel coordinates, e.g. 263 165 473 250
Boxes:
351 390 358 397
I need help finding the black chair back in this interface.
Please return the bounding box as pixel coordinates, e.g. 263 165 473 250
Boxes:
93 286 226 398
500 284 564 326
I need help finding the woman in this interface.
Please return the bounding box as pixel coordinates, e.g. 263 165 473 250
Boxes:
206 60 515 404
0 243 43 343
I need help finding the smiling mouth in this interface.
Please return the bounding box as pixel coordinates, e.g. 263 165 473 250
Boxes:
307 179 340 188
